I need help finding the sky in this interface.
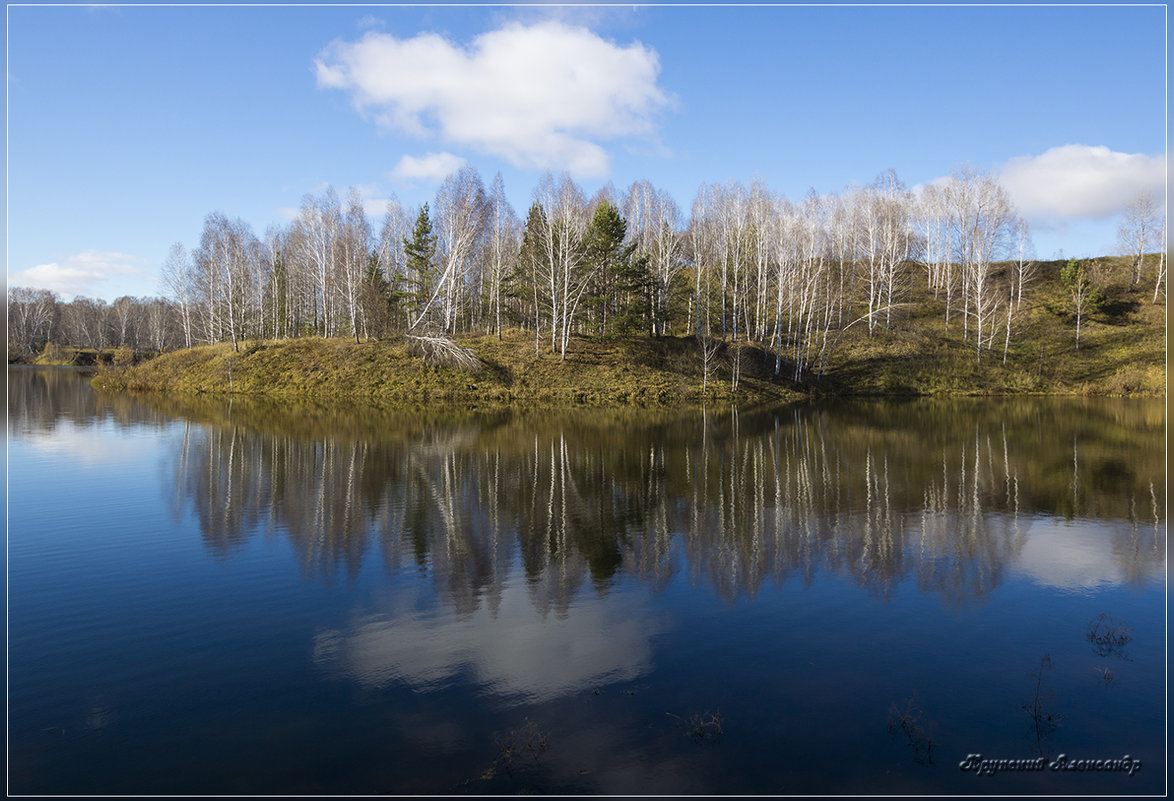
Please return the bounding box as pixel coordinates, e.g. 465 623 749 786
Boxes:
6 3 1168 302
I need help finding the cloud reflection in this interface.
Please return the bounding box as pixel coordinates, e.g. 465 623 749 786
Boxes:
1013 516 1166 591
314 583 660 702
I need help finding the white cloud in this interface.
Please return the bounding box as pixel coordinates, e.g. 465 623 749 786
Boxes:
315 21 671 178
389 151 467 184
996 145 1166 221
350 182 398 217
8 249 151 299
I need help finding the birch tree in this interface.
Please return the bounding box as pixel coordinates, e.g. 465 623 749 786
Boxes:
1061 258 1099 350
940 169 1018 360
422 166 486 333
160 242 194 348
534 171 591 359
6 287 58 357
714 181 749 341
687 183 720 339
1153 217 1166 304
624 180 685 335
340 188 371 342
292 189 342 337
1117 191 1161 286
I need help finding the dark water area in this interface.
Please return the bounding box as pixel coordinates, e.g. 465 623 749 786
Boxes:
6 365 1166 794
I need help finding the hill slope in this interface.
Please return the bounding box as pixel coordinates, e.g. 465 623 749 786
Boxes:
91 255 1165 404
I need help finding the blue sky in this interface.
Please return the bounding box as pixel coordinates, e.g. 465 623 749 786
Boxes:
6 4 1167 301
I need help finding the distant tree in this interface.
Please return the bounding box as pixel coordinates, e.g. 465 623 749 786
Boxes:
1153 217 1166 305
6 287 59 357
1061 258 1100 351
110 295 140 349
194 212 261 350
937 168 1019 361
1116 191 1161 286
1012 218 1036 311
60 296 109 354
160 242 194 348
143 297 174 352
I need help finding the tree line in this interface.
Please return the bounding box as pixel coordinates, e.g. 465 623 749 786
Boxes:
8 167 1166 374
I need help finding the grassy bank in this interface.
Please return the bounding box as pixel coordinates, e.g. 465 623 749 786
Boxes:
11 344 145 367
91 256 1165 405
815 257 1165 397
91 333 801 406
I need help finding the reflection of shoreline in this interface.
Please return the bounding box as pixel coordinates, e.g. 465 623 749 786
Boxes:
10 368 1167 609
166 398 1164 610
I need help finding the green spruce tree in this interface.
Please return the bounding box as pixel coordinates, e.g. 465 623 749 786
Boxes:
360 249 394 339
403 204 437 326
582 200 635 338
513 202 549 350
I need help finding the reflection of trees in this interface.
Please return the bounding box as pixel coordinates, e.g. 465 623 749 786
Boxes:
7 365 173 434
10 367 1166 609
162 396 1165 609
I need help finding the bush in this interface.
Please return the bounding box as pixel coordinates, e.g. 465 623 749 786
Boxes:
112 346 136 367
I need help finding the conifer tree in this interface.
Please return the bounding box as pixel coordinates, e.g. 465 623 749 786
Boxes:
583 200 634 337
403 204 437 325
515 202 549 351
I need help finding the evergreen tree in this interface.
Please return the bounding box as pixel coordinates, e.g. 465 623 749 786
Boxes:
611 253 654 336
403 204 437 324
512 203 549 344
582 200 635 338
360 248 394 339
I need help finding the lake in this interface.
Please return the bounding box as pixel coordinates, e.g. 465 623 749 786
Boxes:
6 365 1166 794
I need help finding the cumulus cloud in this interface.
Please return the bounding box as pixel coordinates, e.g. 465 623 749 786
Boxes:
8 250 151 299
996 145 1166 220
389 151 467 184
315 21 671 177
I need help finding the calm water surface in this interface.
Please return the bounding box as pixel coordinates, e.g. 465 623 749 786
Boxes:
7 366 1167 794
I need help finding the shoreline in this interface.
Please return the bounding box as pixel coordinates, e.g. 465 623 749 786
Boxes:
84 331 1165 406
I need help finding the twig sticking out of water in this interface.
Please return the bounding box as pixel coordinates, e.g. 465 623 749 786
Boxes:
1022 654 1061 755
1087 613 1133 660
887 695 937 765
479 719 550 782
667 710 724 743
